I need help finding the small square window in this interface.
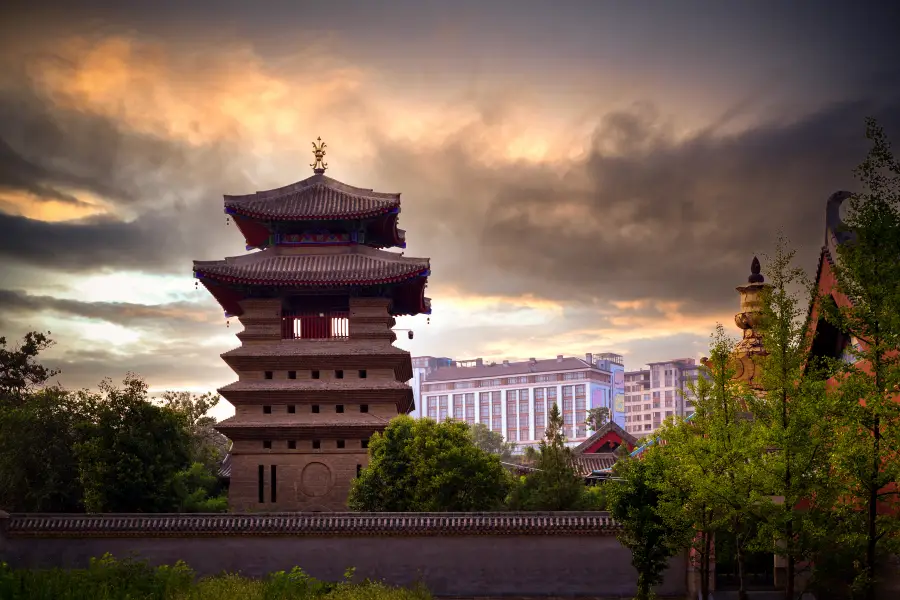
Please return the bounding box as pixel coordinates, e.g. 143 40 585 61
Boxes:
287 405 296 414
288 440 297 449
312 405 320 413
312 370 320 379
263 440 272 449
359 370 367 379
288 371 296 379
362 438 369 449
337 440 345 449
336 404 344 413
263 405 272 414
264 371 273 379
335 370 344 379
312 440 321 449
360 404 369 413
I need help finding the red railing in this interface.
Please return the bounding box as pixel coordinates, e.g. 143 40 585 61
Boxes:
281 311 349 340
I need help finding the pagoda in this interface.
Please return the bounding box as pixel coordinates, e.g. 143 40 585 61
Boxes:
193 138 431 512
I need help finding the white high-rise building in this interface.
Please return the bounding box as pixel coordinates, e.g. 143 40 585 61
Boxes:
623 358 700 437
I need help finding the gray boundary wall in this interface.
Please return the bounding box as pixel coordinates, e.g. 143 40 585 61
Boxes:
0 512 687 597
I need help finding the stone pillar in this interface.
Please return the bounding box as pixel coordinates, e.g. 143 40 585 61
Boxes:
732 256 770 390
236 298 284 344
348 298 396 343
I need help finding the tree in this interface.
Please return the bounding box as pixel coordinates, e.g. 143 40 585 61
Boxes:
75 375 193 513
820 119 900 599
507 403 588 510
159 391 230 471
0 331 60 407
171 462 228 513
753 237 839 600
607 448 690 600
469 422 516 462
348 416 512 512
585 406 610 432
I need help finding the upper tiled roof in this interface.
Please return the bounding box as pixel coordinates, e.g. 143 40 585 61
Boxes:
572 421 637 455
426 357 602 382
224 174 401 221
194 246 429 286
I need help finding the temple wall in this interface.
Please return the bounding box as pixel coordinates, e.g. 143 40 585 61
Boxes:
0 513 687 598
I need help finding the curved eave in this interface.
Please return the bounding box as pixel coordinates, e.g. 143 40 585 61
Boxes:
215 423 388 440
194 269 429 288
225 204 399 222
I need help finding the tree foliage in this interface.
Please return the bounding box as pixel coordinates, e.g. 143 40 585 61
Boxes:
607 448 690 600
469 422 517 462
507 403 592 510
0 331 59 408
819 118 900 599
585 406 610 432
348 415 512 512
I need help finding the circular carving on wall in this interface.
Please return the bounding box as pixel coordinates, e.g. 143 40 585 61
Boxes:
301 462 333 497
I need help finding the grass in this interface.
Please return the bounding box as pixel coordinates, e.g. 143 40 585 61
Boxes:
0 554 432 600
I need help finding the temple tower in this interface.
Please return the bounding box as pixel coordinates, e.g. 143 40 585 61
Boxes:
193 139 431 512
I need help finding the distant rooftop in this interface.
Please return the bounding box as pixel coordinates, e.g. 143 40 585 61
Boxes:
426 354 609 383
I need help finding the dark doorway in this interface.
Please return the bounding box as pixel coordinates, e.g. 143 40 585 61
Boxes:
715 530 775 590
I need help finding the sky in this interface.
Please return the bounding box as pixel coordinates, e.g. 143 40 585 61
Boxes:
1 1 899 419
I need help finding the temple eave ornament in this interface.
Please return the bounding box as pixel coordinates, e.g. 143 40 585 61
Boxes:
311 137 328 174
732 256 770 388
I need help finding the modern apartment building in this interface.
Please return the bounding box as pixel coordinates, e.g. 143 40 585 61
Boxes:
420 353 625 448
623 358 700 437
410 356 454 418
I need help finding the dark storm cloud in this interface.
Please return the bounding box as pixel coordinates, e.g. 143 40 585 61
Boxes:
0 289 217 329
375 96 900 317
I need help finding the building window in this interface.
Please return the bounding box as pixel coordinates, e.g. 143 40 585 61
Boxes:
356 464 362 478
312 370 320 379
360 404 369 413
288 371 296 379
362 438 369 449
263 405 272 414
336 404 344 413
335 370 344 379
337 440 345 449
312 405 320 413
312 440 321 449
263 440 272 449
264 371 273 379
258 465 265 503
270 465 277 503
287 405 296 414
359 369 367 378
288 441 296 449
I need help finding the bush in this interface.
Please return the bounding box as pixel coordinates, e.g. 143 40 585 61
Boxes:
0 555 431 600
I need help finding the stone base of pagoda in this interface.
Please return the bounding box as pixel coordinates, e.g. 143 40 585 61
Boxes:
228 443 369 512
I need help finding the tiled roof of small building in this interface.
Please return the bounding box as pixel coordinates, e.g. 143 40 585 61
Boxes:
194 246 429 286
572 421 637 455
426 357 602 382
5 512 619 537
224 174 401 221
573 454 618 476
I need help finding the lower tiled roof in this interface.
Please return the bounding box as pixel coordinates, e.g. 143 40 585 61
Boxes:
5 512 619 537
573 454 617 476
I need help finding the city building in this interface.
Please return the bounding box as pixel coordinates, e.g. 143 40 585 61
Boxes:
194 140 431 512
421 352 625 448
623 359 700 437
410 356 454 419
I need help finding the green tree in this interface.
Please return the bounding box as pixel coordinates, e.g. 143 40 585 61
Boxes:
348 416 512 511
172 462 228 512
469 422 517 462
159 391 230 471
607 448 690 600
820 118 900 599
507 403 587 510
753 237 839 600
0 331 59 408
75 375 193 512
585 406 610 431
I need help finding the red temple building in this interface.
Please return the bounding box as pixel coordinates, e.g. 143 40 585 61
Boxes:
193 139 431 512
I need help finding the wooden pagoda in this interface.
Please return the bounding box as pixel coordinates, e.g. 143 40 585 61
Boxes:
193 139 431 512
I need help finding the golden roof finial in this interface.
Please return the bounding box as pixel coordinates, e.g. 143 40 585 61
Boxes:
311 137 328 174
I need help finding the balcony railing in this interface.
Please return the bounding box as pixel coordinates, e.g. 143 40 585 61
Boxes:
281 311 349 340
